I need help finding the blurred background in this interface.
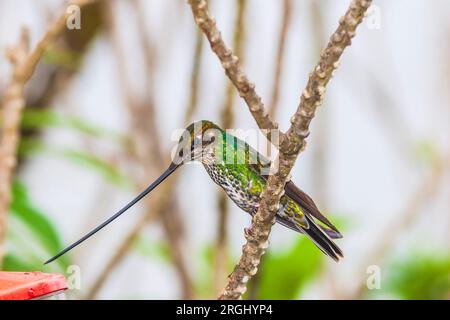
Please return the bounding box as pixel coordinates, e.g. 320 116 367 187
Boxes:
0 0 449 299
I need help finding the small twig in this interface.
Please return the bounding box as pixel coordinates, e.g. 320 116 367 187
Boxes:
214 0 247 296
268 0 292 118
217 0 372 300
86 180 174 299
0 0 89 264
188 0 282 142
133 3 193 299
86 0 194 299
184 30 204 124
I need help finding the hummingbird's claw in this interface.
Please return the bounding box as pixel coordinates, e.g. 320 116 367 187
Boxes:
244 226 254 238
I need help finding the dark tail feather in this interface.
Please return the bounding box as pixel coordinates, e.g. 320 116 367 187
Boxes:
319 225 343 239
301 214 344 262
276 214 343 262
275 215 342 239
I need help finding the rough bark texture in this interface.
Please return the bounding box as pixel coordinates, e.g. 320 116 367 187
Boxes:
214 0 247 296
0 0 90 264
217 0 373 300
188 0 281 143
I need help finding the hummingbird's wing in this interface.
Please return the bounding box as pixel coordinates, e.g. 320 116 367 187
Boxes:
239 140 343 261
233 135 341 236
247 149 342 239
284 181 342 238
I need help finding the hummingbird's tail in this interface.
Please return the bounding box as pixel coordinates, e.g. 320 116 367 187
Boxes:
301 213 344 262
276 212 343 262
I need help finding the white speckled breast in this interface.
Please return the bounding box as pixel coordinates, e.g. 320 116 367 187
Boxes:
203 163 260 213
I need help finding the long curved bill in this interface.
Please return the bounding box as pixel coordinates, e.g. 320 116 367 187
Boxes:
44 162 180 265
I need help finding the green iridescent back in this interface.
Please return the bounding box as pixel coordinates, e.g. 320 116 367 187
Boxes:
211 131 268 195
203 130 307 228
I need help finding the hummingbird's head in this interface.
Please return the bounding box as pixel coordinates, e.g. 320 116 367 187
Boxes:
172 120 222 166
44 120 223 265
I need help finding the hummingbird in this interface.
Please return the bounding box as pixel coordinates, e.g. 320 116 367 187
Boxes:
45 120 343 264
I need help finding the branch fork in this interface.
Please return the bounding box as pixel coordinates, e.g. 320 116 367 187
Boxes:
189 0 372 300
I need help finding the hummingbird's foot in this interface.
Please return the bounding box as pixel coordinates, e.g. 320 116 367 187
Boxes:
244 226 253 237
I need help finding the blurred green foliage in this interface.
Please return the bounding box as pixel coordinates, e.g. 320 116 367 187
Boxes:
19 137 132 188
195 245 217 298
249 237 324 299
246 217 347 300
193 237 325 299
2 107 447 302
414 140 438 165
133 234 172 263
3 109 132 273
384 253 450 299
43 46 82 70
20 109 133 187
22 109 128 144
4 181 70 272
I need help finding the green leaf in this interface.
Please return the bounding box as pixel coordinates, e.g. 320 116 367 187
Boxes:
18 137 133 188
43 46 81 70
59 149 130 186
21 109 128 144
11 183 64 256
384 253 450 299
252 237 325 300
2 254 43 272
133 235 172 263
194 245 215 298
413 141 438 165
6 181 70 271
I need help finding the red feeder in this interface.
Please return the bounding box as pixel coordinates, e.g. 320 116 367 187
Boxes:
0 272 68 300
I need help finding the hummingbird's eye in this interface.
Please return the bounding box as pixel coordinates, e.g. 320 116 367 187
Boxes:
203 134 215 144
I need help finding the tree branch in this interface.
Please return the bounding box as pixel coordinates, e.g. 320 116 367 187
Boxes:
214 0 247 296
184 30 204 124
217 0 373 300
85 0 195 299
85 179 176 299
268 0 292 118
188 0 282 142
0 0 90 264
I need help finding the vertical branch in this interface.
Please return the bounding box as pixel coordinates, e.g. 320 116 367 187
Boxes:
268 0 292 118
133 0 193 299
86 0 194 299
184 30 204 124
20 1 104 169
0 0 89 264
188 0 282 142
214 0 247 296
0 30 30 264
217 0 372 299
85 181 174 299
